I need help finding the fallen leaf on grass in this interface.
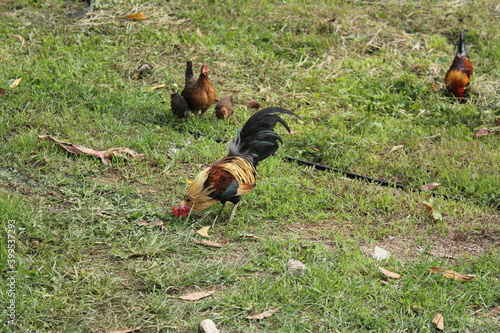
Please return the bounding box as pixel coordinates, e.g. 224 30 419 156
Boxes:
421 182 440 191
192 238 221 248
9 78 22 88
428 267 475 281
378 267 401 279
126 12 147 21
373 246 391 261
473 127 490 138
245 307 281 320
178 290 215 301
483 306 500 319
135 219 164 229
238 234 260 240
423 197 443 221
431 313 444 330
148 218 164 229
109 326 142 333
134 219 148 226
38 135 146 165
196 226 211 237
0 88 6 98
9 34 26 47
390 144 404 152
131 63 153 79
150 84 166 90
196 27 203 38
247 100 261 109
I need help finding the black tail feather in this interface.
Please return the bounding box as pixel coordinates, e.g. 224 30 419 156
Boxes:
456 30 468 57
227 107 298 166
185 61 193 80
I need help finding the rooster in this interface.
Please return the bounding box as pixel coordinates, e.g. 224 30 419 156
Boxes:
445 30 473 99
173 107 297 222
181 61 216 114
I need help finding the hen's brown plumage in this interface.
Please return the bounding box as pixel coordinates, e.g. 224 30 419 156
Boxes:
215 96 234 119
445 30 473 98
181 61 216 114
172 107 298 221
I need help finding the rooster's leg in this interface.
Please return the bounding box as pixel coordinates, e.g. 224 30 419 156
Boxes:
228 202 240 222
213 202 228 226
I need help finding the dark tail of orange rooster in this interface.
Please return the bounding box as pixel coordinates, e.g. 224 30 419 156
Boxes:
227 107 298 166
456 30 468 58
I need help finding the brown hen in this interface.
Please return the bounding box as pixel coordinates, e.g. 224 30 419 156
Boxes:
215 96 234 119
181 61 216 114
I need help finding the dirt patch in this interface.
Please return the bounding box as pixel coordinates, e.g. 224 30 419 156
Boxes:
94 174 122 186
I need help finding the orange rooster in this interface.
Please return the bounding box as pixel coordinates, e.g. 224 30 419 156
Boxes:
445 30 473 98
181 61 216 114
173 107 297 221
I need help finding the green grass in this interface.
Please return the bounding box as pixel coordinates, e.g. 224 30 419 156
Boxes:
1 0 499 332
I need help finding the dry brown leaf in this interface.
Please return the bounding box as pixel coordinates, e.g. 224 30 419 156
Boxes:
494 118 500 126
126 12 147 21
0 88 6 98
38 135 146 165
247 100 261 109
9 78 22 89
483 306 500 319
245 307 281 320
150 84 166 90
178 290 215 301
134 219 148 226
428 267 475 281
9 34 26 47
378 267 401 279
192 238 221 248
238 234 260 240
473 127 490 138
196 27 203 38
109 327 142 333
432 313 444 330
421 182 440 191
137 63 153 72
148 218 164 228
131 63 153 79
390 144 404 152
196 226 211 238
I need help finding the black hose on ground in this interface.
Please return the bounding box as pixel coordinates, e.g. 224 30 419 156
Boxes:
154 119 499 210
